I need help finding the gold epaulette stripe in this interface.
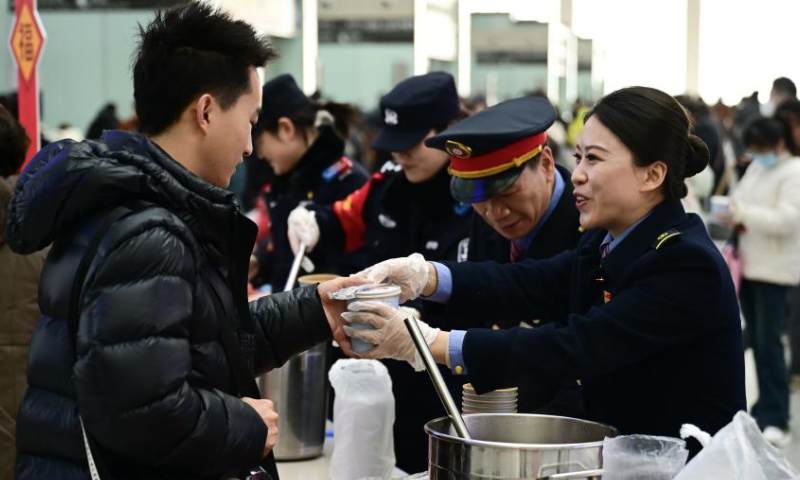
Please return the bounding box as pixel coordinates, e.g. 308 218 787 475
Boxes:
655 232 681 250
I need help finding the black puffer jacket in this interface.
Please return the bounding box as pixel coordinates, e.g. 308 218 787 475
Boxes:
5 130 332 480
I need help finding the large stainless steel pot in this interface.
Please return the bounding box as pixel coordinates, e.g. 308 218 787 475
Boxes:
258 342 330 460
425 413 617 480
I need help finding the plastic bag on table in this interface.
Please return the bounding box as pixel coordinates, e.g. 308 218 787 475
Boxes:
602 434 689 480
673 411 799 480
329 359 395 480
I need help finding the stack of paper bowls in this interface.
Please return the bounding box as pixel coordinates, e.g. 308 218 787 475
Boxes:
462 383 518 414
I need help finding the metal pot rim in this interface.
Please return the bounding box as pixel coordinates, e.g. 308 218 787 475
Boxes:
424 413 617 450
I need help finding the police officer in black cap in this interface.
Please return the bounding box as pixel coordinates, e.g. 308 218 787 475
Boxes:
249 74 368 290
287 72 471 472
423 95 584 416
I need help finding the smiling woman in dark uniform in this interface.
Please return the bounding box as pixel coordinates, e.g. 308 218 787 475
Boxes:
343 86 747 455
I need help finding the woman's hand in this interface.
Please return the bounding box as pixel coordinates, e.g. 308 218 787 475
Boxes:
340 301 441 371
715 198 740 228
287 206 320 272
714 211 736 228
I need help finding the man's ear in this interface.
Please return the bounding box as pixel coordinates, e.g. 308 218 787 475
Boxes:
195 94 214 134
539 147 555 176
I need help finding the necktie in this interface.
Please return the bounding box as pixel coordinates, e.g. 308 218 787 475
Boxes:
510 240 524 263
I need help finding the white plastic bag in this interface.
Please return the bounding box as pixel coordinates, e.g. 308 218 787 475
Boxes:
673 411 800 480
602 435 689 480
329 359 396 480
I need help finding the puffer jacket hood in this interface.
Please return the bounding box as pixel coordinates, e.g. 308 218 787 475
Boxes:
6 130 239 258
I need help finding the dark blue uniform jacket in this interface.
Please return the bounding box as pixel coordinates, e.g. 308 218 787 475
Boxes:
440 200 746 453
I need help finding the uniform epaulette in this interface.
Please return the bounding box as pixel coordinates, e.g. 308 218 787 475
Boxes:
652 228 682 250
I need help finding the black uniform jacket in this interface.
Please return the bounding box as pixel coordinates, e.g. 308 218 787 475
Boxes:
439 200 746 453
312 161 472 274
6 131 333 480
255 127 368 289
311 162 472 472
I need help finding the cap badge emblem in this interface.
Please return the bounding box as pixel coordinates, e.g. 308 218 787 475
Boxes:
445 140 472 159
384 108 399 126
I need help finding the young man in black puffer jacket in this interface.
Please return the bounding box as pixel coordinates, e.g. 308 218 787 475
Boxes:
5 4 362 480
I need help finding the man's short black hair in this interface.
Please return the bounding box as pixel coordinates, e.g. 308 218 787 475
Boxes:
773 77 797 98
133 2 277 135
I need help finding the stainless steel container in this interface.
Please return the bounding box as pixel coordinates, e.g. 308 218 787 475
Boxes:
425 414 617 480
258 341 330 460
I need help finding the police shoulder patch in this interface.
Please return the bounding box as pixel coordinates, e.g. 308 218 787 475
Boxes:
652 228 682 250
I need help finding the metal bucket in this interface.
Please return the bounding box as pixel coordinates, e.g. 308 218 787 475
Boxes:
258 341 331 460
425 414 617 480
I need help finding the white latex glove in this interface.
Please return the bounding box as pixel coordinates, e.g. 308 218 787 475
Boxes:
356 253 430 302
287 206 320 272
341 302 439 371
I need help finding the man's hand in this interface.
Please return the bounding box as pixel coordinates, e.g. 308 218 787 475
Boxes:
355 253 436 302
317 275 371 356
241 397 279 457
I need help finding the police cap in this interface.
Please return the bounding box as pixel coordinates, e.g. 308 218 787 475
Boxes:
372 72 460 152
425 96 557 203
255 74 311 133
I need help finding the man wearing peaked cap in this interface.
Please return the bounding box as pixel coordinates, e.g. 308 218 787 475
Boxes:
425 96 585 416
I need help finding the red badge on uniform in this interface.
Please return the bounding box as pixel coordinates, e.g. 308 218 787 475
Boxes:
603 291 612 304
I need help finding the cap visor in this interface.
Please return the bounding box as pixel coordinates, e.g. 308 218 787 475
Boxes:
450 167 524 203
372 128 429 152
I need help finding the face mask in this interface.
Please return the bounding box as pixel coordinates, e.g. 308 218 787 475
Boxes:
753 152 780 168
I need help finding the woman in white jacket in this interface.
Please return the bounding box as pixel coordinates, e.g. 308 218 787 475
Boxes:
719 116 800 447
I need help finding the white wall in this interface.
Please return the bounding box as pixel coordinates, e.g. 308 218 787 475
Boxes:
698 0 800 105
572 0 687 96
2 9 156 133
318 42 413 110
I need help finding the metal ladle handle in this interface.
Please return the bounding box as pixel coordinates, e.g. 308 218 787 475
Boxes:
283 242 307 292
404 316 471 439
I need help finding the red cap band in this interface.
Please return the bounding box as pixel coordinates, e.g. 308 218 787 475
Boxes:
448 132 547 179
